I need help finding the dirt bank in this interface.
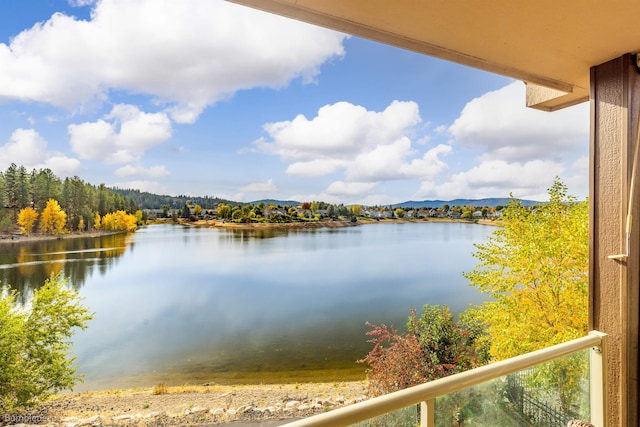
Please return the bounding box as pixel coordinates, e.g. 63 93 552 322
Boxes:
5 382 369 426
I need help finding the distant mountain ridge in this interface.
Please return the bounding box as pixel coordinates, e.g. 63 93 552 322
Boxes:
392 198 540 209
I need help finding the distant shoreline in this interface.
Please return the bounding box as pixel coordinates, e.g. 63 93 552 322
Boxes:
0 230 126 245
178 217 499 229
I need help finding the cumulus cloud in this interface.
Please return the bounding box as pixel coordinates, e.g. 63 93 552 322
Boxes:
416 159 565 201
407 81 591 202
68 104 172 163
240 179 278 193
325 181 378 196
114 164 170 178
255 100 448 186
0 129 80 176
0 128 81 176
448 81 589 162
0 0 346 122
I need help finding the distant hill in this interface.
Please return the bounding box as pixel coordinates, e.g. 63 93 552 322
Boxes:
111 188 236 210
392 198 541 209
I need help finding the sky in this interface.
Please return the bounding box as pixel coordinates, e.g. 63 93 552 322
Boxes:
0 0 590 205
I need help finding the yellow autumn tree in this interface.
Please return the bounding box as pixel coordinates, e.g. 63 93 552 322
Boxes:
464 178 588 411
93 212 101 230
40 199 67 236
101 210 138 232
17 207 38 235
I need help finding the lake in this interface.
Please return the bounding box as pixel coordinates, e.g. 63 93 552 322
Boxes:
1 222 494 391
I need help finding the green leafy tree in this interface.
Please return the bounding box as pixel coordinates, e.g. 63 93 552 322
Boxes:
0 273 93 412
217 203 231 220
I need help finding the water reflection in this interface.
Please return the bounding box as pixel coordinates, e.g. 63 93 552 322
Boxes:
0 222 494 390
0 232 133 302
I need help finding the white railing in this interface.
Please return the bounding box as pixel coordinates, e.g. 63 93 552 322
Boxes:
284 331 608 427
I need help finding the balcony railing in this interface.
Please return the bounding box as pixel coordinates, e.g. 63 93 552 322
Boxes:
284 331 607 427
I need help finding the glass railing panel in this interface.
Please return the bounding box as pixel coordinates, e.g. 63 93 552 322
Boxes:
350 405 418 427
435 348 590 427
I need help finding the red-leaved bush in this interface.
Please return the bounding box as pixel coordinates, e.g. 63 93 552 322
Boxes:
359 305 490 397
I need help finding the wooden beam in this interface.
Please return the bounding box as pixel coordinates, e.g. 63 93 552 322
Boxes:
590 52 640 427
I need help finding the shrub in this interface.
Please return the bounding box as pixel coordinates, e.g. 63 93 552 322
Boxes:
360 305 489 397
0 273 92 412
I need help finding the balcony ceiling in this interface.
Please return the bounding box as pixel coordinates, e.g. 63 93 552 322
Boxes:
229 0 640 111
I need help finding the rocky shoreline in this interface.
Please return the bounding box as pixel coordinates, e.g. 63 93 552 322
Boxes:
2 382 369 427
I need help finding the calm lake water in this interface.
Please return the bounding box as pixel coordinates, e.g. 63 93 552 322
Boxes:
1 222 494 391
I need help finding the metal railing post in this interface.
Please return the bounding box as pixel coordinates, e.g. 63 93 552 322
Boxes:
589 331 608 427
420 399 435 427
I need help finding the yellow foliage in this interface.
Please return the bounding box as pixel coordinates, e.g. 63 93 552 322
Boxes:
40 199 67 235
101 210 138 232
465 179 588 360
93 212 101 230
17 207 38 235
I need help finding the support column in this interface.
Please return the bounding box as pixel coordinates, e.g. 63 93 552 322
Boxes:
590 53 640 427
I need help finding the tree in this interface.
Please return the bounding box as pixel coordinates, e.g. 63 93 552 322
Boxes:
465 178 588 359
40 199 67 235
394 208 405 219
349 204 363 217
93 212 102 230
464 178 588 411
17 207 38 235
217 203 231 220
30 168 61 212
181 204 191 218
0 273 93 412
101 210 138 231
360 305 489 397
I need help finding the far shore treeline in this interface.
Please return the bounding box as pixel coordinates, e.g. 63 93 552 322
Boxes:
0 163 141 236
1 163 536 236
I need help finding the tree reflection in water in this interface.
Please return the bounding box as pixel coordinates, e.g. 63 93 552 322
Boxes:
0 232 133 303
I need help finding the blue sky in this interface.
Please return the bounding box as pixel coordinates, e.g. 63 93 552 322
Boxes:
0 0 590 205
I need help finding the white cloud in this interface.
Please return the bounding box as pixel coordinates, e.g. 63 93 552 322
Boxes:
0 0 346 122
257 101 421 162
68 104 172 163
114 164 170 178
346 141 451 182
0 129 81 176
448 81 589 162
416 159 565 201
240 179 278 193
325 181 377 196
256 100 448 186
